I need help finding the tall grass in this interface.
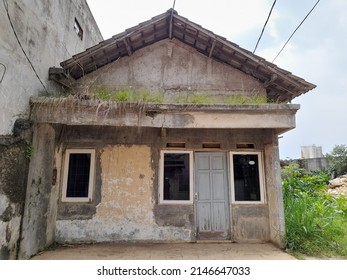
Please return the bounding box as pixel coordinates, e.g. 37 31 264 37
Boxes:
282 164 347 257
93 85 164 103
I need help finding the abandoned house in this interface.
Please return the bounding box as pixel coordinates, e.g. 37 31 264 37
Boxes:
19 9 316 258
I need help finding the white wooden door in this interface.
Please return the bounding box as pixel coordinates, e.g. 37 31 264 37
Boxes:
195 152 230 240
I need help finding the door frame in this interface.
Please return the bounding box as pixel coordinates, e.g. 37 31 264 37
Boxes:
194 151 231 240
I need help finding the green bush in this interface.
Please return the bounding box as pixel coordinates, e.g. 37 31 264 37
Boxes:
326 144 347 176
282 164 347 257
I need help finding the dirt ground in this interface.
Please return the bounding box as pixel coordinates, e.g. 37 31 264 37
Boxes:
31 242 297 260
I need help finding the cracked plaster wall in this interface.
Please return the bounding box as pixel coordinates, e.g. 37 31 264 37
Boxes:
54 127 276 244
79 39 266 102
56 144 191 242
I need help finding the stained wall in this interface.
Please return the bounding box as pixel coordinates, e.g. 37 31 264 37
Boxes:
53 126 278 244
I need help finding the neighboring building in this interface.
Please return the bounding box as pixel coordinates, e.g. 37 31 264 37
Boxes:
282 145 330 172
0 0 102 259
22 9 316 259
301 145 323 159
285 158 331 173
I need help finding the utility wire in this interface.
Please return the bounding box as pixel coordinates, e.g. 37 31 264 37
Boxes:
253 0 277 54
272 0 320 62
2 0 48 93
0 62 6 83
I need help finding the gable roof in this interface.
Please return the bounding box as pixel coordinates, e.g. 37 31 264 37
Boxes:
60 9 316 102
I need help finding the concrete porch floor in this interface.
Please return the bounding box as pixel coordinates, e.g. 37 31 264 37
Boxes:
31 242 296 260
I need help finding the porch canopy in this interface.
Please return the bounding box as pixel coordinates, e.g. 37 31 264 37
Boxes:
30 97 299 134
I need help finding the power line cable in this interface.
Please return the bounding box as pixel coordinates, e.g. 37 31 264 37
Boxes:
253 0 277 53
2 0 48 93
272 0 320 63
0 62 6 83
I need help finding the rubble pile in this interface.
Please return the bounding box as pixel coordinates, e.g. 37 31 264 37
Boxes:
328 175 347 195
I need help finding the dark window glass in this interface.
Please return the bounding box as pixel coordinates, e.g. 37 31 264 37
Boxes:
163 153 190 200
233 154 261 201
66 153 91 197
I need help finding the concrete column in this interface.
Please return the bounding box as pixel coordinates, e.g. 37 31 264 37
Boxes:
264 131 285 247
18 124 56 259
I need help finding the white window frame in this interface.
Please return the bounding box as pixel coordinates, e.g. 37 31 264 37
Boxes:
62 149 95 203
159 150 194 204
229 151 266 204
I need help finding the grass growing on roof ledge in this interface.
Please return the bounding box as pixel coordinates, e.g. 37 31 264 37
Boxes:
39 85 269 105
93 86 268 105
93 85 164 103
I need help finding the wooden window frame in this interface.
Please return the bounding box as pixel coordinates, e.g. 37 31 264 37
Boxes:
159 150 194 204
62 149 95 203
229 151 266 204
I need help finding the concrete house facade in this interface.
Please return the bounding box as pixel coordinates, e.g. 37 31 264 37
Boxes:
24 10 315 258
0 0 102 259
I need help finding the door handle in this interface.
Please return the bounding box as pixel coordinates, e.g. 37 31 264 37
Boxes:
194 192 198 200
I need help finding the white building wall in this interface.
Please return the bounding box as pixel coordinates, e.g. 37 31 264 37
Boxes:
0 0 103 135
301 145 324 159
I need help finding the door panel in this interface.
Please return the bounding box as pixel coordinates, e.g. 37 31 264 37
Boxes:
197 202 211 231
212 202 227 231
195 152 230 240
212 172 225 200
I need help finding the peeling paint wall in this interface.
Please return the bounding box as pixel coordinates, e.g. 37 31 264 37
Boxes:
56 144 191 242
80 39 266 101
53 126 275 244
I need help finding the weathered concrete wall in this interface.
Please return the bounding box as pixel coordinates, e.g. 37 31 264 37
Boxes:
0 0 102 135
0 139 28 259
79 39 266 101
232 205 270 242
0 119 31 259
56 144 192 242
288 158 331 172
264 132 285 247
0 0 102 259
18 124 57 259
53 126 274 244
30 99 299 134
20 125 282 250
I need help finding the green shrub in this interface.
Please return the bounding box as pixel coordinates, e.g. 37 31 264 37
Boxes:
326 144 347 176
282 164 347 257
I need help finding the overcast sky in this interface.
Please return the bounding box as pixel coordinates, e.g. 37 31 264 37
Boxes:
87 0 347 159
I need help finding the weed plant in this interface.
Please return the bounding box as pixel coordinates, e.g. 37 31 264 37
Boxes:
93 85 164 103
94 85 268 105
282 164 347 257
